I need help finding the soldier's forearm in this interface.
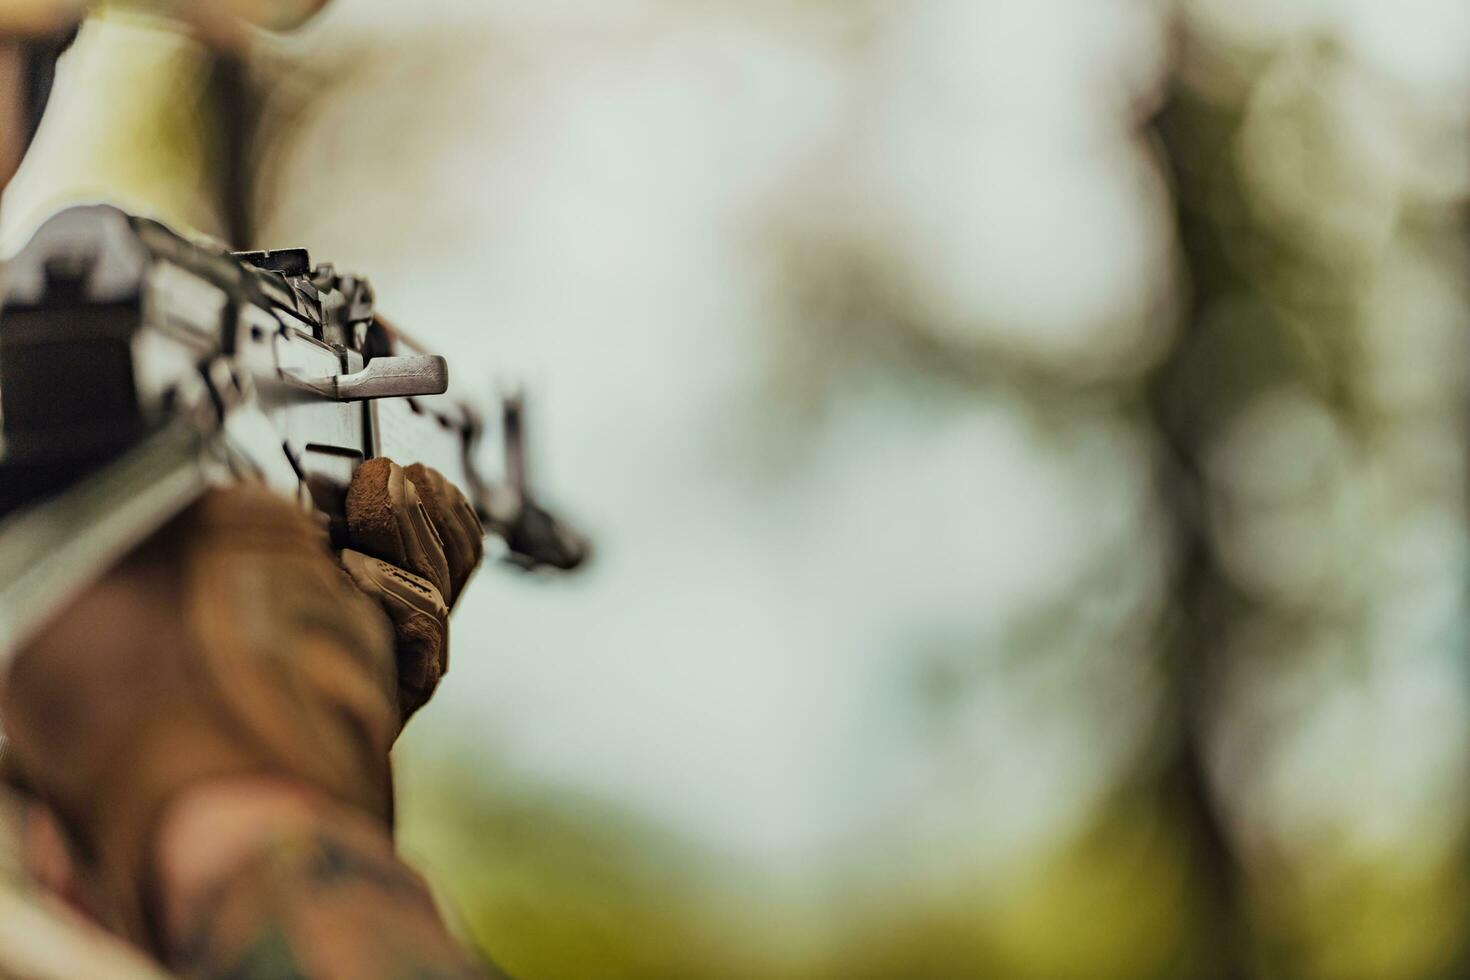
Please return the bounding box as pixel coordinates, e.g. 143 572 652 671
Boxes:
153 778 490 980
0 788 170 980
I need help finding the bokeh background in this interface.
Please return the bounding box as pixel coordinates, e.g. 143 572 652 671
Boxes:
5 1 1470 977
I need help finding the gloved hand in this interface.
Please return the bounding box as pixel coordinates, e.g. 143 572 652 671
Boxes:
339 459 484 725
0 460 482 944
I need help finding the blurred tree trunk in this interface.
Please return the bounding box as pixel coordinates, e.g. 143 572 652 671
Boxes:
1148 82 1254 980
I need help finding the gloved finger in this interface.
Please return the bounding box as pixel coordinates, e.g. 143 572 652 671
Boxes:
339 549 447 722
344 458 451 600
403 463 483 608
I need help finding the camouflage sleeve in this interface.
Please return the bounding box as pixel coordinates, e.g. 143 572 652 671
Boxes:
158 786 495 980
0 787 173 980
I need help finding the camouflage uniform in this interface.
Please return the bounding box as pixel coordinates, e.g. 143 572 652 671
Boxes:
0 468 499 979
0 780 501 980
0 8 505 977
0 791 171 980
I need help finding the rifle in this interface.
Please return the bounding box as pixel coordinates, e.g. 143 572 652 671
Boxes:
0 203 588 658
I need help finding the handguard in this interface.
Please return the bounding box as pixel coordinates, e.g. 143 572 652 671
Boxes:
0 204 587 658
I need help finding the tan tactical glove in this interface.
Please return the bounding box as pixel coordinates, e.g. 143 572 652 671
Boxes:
339 459 484 724
0 460 482 945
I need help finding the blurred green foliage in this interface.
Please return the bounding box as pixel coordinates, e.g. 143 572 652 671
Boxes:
397 750 1240 979
10 4 1470 978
